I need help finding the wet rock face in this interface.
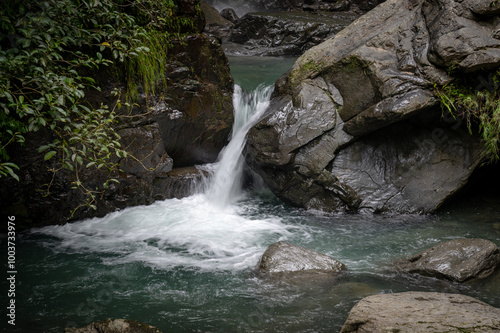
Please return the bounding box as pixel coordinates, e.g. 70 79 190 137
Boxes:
340 292 500 333
246 0 499 214
257 241 346 275
155 33 234 167
397 238 500 282
226 12 356 56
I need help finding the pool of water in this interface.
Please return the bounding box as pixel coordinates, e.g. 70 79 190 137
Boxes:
2 56 500 333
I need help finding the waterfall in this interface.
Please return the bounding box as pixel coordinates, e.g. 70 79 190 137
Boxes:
204 84 273 208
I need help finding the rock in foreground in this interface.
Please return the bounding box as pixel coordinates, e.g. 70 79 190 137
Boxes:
65 319 161 333
257 241 346 275
397 238 500 282
340 292 500 332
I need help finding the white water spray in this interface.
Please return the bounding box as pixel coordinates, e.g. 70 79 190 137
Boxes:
205 84 273 208
34 82 306 271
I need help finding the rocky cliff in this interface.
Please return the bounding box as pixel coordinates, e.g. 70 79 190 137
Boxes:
246 0 500 214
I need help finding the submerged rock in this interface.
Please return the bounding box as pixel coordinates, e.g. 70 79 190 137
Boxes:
340 292 500 332
257 241 346 275
245 0 499 214
65 319 162 333
396 238 500 282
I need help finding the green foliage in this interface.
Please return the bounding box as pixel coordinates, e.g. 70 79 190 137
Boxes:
0 0 195 214
435 69 500 162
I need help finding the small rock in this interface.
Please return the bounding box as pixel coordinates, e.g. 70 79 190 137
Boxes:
64 319 162 333
397 238 500 282
257 241 346 275
220 8 239 23
340 292 500 333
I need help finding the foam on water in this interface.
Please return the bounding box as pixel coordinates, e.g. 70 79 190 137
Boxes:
34 83 295 271
37 194 296 271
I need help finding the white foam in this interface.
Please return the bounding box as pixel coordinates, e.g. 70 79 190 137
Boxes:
34 84 299 271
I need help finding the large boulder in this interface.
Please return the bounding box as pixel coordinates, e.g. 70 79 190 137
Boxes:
340 292 500 332
396 238 500 282
245 0 499 214
257 241 346 275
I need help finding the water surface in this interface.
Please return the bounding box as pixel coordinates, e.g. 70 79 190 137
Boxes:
3 56 500 333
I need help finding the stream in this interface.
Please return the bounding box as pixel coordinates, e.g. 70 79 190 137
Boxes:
3 56 500 333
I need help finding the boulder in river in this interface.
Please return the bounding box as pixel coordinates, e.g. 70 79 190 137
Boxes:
65 318 162 333
396 238 500 282
257 241 346 276
245 0 499 214
340 291 500 332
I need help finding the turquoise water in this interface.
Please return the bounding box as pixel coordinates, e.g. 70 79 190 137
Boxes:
3 56 500 333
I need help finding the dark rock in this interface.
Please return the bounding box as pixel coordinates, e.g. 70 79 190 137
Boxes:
340 292 500 333
201 2 235 41
257 241 346 275
396 238 500 282
245 0 498 214
220 8 239 23
65 318 162 333
154 166 209 199
155 34 234 167
226 11 357 56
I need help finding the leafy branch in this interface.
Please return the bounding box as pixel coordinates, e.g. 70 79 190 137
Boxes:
434 69 500 162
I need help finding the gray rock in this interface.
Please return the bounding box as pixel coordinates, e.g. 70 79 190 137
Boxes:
220 8 239 23
340 292 500 333
201 2 235 41
246 0 497 214
257 241 346 275
397 238 500 282
226 12 357 56
65 318 161 333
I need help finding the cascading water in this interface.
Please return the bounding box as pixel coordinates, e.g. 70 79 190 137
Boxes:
32 79 293 273
206 84 273 208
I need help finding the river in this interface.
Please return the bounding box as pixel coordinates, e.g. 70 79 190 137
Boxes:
5 56 500 333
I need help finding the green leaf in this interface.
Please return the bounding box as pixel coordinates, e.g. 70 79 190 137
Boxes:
2 165 20 181
38 145 51 153
44 151 57 160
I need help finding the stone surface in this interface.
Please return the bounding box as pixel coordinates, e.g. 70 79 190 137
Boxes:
201 2 235 41
65 319 162 333
397 238 500 282
340 292 500 332
225 11 357 56
257 241 346 275
245 0 498 214
154 33 234 167
204 0 385 13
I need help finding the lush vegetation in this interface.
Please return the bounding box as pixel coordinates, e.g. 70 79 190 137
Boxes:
435 68 500 162
0 0 196 211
